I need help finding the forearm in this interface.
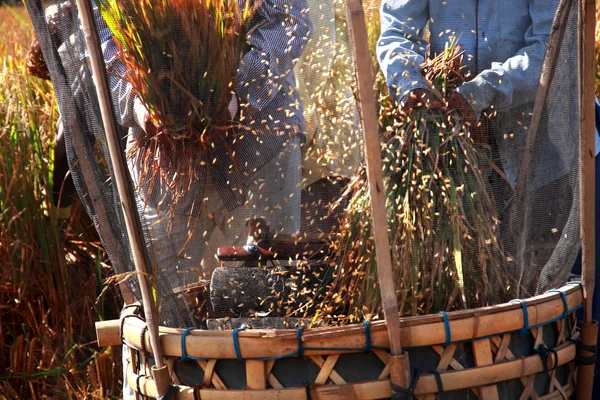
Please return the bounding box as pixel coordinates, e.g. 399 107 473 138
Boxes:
456 44 548 116
376 0 430 102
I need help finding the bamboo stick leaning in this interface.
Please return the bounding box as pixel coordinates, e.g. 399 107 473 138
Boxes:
344 1 412 392
73 0 171 396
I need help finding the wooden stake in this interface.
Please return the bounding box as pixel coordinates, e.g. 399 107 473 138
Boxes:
73 0 169 394
345 0 411 392
576 0 597 397
577 321 599 400
579 0 596 327
344 0 401 357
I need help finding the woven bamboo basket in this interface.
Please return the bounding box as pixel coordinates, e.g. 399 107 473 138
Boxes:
95 282 593 399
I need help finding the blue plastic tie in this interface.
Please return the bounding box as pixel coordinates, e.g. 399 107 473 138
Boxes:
509 299 530 337
181 327 206 360
363 321 372 352
439 311 451 347
232 325 247 360
547 289 569 318
296 327 305 358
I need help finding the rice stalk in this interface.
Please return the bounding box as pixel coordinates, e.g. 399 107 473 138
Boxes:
97 0 260 214
317 41 509 323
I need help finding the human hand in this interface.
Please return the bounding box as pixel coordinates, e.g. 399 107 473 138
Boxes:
133 97 167 138
445 92 489 144
445 92 478 128
199 94 239 146
398 88 443 117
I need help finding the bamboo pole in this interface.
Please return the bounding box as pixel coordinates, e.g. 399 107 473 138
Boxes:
576 0 597 398
73 0 171 396
344 0 401 355
345 0 411 391
579 0 597 329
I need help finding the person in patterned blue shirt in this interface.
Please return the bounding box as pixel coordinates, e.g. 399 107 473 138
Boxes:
91 1 312 286
89 1 311 398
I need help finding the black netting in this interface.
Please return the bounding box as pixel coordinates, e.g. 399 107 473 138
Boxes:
505 0 581 297
25 0 583 329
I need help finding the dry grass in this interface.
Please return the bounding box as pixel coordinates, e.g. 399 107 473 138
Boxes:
0 5 121 399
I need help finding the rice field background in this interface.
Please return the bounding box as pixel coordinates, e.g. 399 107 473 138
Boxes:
0 5 121 399
0 2 599 399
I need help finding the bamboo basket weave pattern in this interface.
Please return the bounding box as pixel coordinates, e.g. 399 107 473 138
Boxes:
96 283 586 399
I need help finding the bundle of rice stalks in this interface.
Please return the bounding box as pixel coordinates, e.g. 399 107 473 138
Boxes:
317 42 509 323
97 0 259 208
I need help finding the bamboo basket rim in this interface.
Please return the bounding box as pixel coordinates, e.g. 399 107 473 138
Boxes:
109 283 583 360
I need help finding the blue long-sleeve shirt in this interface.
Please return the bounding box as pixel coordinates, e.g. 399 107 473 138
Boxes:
377 0 557 116
377 0 565 186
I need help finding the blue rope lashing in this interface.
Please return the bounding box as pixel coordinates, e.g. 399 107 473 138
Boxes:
296 327 305 358
547 289 569 318
136 374 144 397
181 328 194 360
232 324 247 360
391 368 421 400
439 311 451 347
509 299 530 337
363 320 372 352
305 384 313 400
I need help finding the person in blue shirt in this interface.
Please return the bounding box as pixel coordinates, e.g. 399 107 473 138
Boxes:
88 1 311 397
378 2 600 391
377 1 559 187
377 1 569 297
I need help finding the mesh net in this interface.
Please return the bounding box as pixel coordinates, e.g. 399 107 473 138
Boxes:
25 0 583 328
